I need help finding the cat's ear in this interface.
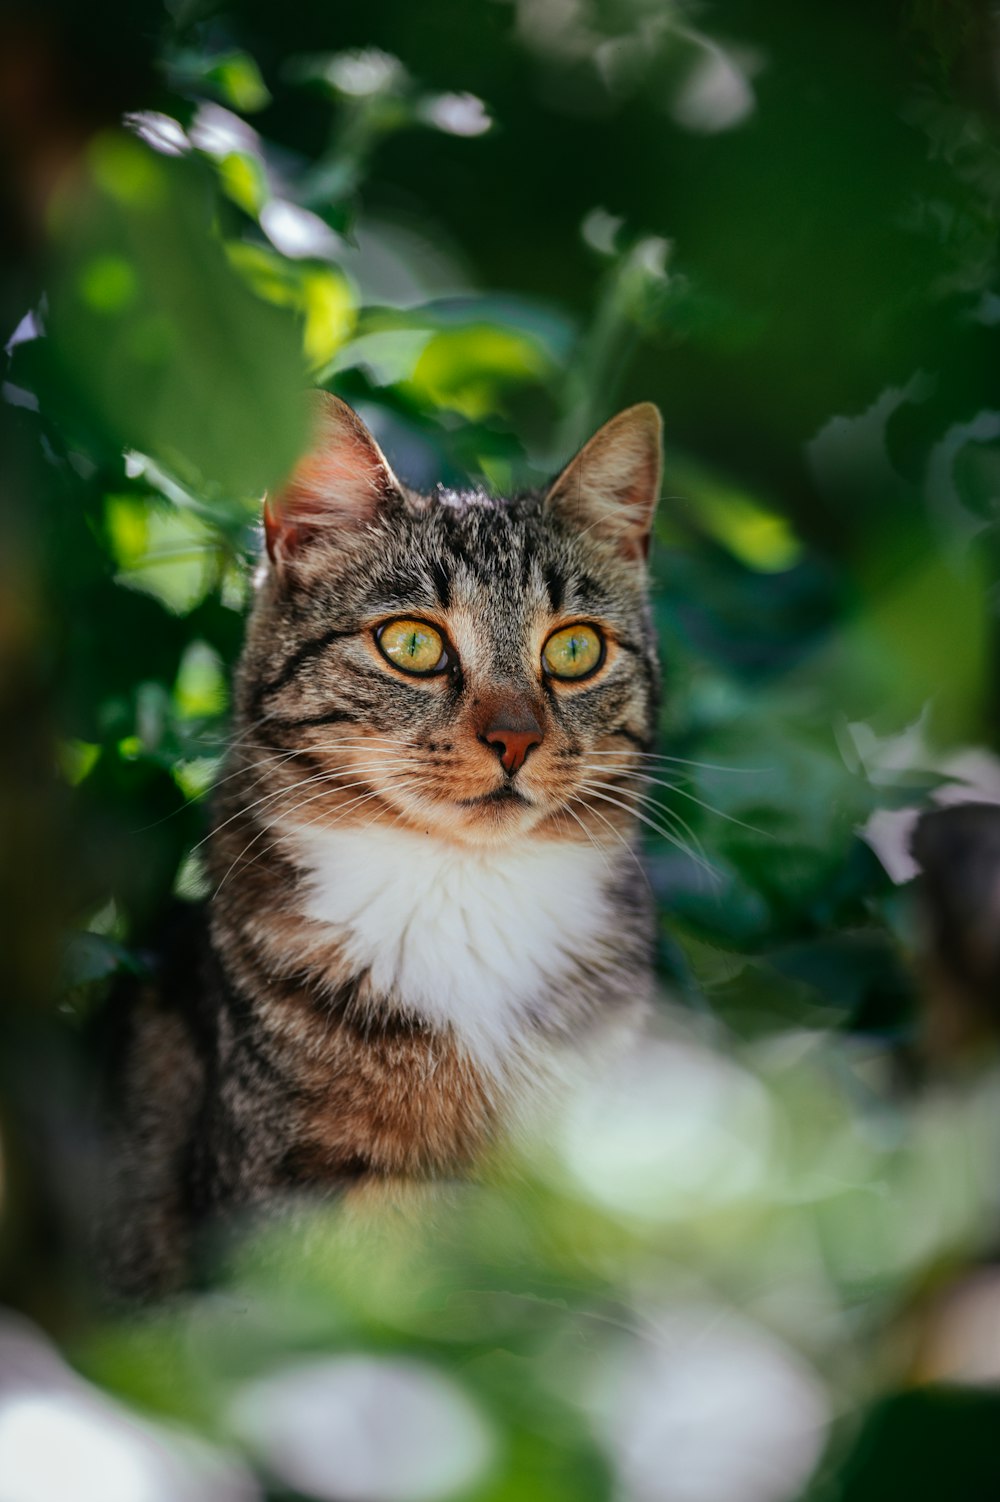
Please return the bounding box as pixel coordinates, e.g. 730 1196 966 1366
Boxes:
263 391 402 568
544 403 662 563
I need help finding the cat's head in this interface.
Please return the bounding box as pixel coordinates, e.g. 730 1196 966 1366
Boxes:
235 392 661 850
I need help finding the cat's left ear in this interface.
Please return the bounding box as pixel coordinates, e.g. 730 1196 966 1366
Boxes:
264 391 402 569
545 403 662 563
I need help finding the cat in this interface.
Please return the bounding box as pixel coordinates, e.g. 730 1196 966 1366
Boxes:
103 392 663 1297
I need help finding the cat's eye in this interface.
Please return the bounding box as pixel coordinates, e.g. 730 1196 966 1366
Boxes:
376 618 450 675
542 623 604 681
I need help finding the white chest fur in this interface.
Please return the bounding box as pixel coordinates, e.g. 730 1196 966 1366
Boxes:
285 822 612 1073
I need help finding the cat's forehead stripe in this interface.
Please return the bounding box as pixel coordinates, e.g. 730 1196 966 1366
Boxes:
543 563 565 613
376 497 618 612
429 556 451 608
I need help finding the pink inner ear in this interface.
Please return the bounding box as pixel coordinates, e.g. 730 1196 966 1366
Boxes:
264 430 389 561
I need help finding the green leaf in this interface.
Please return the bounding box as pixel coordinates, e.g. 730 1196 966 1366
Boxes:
46 134 309 498
60 931 142 990
407 325 555 419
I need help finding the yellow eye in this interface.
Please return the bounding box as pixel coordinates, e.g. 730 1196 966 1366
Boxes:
542 624 604 680
377 618 448 675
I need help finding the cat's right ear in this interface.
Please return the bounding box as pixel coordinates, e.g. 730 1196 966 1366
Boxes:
544 403 662 564
263 392 402 572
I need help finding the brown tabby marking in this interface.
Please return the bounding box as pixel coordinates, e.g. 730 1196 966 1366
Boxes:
103 394 663 1297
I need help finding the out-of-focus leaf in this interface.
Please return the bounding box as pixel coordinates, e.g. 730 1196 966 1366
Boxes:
667 455 804 572
407 325 554 418
46 133 309 496
227 242 356 370
105 493 218 614
835 1388 1000 1502
169 48 272 113
217 151 268 216
60 931 142 989
57 740 101 787
841 544 989 743
173 641 227 722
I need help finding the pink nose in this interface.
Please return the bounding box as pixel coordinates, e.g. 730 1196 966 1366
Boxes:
483 723 543 775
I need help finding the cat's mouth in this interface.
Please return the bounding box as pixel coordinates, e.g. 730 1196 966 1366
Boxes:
458 785 531 808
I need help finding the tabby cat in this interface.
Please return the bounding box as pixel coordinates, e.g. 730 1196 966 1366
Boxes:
105 393 663 1296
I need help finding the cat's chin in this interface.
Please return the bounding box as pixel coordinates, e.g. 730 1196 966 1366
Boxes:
454 802 541 846
457 786 531 811
380 789 556 850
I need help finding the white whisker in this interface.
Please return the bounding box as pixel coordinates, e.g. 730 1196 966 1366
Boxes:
586 749 765 774
212 784 390 898
577 763 772 839
564 793 652 894
195 759 423 853
575 782 721 886
577 777 715 875
556 801 617 879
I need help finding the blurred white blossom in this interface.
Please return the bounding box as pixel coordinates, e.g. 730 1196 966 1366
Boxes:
125 111 190 157
227 1354 496 1502
421 92 492 136
325 49 405 97
558 1035 775 1220
670 46 759 134
0 1315 256 1502
590 1305 829 1502
259 201 345 260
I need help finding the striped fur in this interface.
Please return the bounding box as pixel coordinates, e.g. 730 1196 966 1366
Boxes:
104 395 663 1297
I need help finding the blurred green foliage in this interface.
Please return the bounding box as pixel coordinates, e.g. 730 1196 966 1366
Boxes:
4 1 1000 1499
